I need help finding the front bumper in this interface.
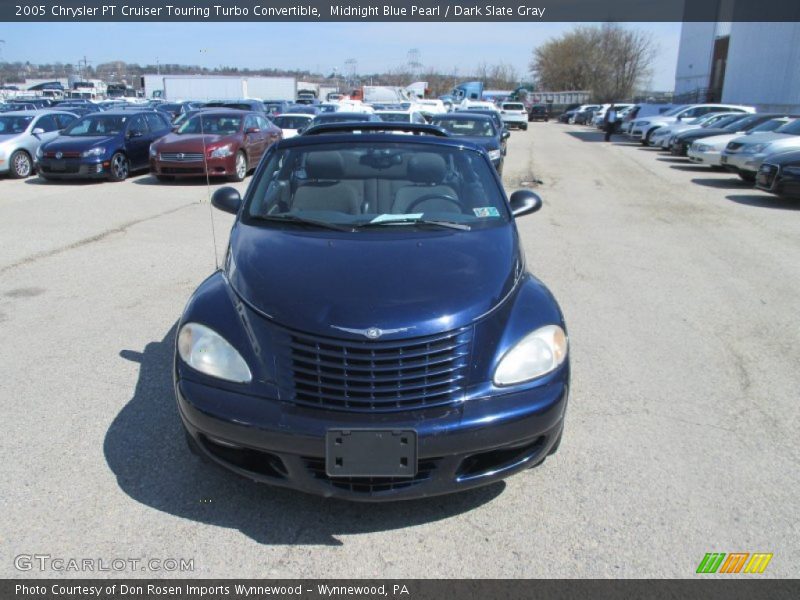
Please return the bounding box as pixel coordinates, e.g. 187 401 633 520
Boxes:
176 375 568 501
37 157 108 179
150 155 236 178
687 146 722 166
720 151 763 175
502 115 527 128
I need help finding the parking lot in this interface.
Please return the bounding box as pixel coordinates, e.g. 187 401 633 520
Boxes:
2 122 798 578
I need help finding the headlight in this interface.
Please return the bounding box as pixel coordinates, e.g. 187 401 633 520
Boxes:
209 145 233 158
177 322 252 383
635 120 647 127
149 145 158 157
695 143 710 152
487 149 502 161
493 325 568 386
744 143 767 154
81 146 105 158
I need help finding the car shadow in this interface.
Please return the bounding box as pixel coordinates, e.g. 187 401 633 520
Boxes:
104 323 504 546
727 194 800 210
657 157 690 163
691 177 752 189
133 175 234 187
565 131 607 143
24 177 102 186
670 165 716 172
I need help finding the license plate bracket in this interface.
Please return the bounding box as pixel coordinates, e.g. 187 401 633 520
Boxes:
51 160 66 171
325 429 417 478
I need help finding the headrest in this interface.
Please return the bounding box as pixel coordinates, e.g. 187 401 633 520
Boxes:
407 153 447 184
306 151 344 179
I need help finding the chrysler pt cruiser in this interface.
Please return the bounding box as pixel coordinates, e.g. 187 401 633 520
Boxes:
175 122 569 500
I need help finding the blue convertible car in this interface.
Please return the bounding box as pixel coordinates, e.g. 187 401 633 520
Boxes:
175 122 569 501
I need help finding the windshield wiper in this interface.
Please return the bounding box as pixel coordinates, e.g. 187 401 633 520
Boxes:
356 218 471 231
252 214 354 232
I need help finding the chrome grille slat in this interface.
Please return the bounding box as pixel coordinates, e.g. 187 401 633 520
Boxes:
279 326 472 412
159 152 204 162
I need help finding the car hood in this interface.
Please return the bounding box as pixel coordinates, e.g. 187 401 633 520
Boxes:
677 127 731 140
696 133 739 148
640 116 676 126
42 135 116 151
763 150 800 166
155 132 240 150
227 223 521 339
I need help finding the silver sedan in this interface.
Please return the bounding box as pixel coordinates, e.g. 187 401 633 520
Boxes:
0 110 78 178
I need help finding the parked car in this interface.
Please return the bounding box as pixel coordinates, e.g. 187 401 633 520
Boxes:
756 150 800 200
678 114 790 160
457 108 509 154
591 104 634 128
271 113 314 139
500 102 528 131
317 102 340 114
156 101 203 122
720 118 800 181
149 109 281 182
284 104 320 116
415 99 448 117
0 110 78 178
203 99 268 114
307 112 381 128
430 112 507 174
528 105 550 122
557 104 583 123
375 111 429 125
620 103 673 134
649 112 742 149
631 103 755 145
264 100 292 116
572 105 602 125
37 109 172 181
176 121 567 501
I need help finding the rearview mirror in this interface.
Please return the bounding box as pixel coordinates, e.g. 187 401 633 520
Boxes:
509 190 543 217
211 187 242 215
128 129 143 138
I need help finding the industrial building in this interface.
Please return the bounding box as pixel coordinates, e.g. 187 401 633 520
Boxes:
674 21 800 112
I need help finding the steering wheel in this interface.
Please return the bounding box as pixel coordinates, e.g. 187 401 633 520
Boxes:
406 194 463 213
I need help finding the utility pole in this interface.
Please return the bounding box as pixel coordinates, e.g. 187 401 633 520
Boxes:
407 48 423 77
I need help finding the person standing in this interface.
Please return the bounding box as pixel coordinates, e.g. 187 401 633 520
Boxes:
604 104 617 142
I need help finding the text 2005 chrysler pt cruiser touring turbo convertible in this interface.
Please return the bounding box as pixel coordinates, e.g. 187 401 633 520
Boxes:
175 122 569 500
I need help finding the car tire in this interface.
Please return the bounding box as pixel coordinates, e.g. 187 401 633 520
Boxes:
229 151 247 182
521 124 528 131
738 171 756 183
108 152 129 182
9 150 33 179
641 129 654 146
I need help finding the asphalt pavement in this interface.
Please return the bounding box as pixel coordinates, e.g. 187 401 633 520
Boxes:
1 124 798 578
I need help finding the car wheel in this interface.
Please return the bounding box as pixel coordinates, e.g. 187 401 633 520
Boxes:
521 124 528 131
641 130 654 146
229 151 247 182
9 150 33 179
738 171 756 183
109 152 129 182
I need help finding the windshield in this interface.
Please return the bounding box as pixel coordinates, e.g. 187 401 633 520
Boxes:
775 119 800 135
704 114 742 129
176 114 242 135
273 115 312 129
377 112 411 122
661 105 689 117
431 117 496 137
0 116 33 134
64 114 127 136
750 118 792 133
244 142 508 230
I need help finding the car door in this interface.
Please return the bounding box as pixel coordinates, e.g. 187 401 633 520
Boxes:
145 112 171 145
30 114 62 155
242 114 267 164
124 114 151 169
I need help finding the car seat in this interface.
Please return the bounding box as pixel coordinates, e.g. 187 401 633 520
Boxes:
392 153 459 214
292 151 361 214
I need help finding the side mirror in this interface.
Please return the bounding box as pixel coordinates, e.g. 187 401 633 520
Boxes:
296 126 305 134
128 129 143 138
211 186 242 215
502 130 511 140
245 127 260 134
509 190 543 217
32 127 45 135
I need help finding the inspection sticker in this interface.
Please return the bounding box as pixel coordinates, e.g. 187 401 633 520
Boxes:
371 213 423 223
473 207 500 217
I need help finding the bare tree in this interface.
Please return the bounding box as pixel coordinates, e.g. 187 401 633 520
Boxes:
530 24 656 101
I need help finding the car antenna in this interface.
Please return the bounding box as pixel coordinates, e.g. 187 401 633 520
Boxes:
199 112 220 270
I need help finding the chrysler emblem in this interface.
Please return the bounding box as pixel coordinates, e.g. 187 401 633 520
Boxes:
176 153 185 160
331 325 415 339
55 151 63 159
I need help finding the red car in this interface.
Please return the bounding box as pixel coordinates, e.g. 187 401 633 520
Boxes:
149 109 281 182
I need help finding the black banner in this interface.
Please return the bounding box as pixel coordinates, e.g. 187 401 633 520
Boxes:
2 0 800 22
4 580 800 600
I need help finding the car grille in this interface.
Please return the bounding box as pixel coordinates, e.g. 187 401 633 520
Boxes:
726 141 744 151
159 152 204 162
276 326 473 412
40 160 81 174
44 151 80 158
160 166 206 174
302 456 440 493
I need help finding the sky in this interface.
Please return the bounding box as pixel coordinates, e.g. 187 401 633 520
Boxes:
0 21 682 90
